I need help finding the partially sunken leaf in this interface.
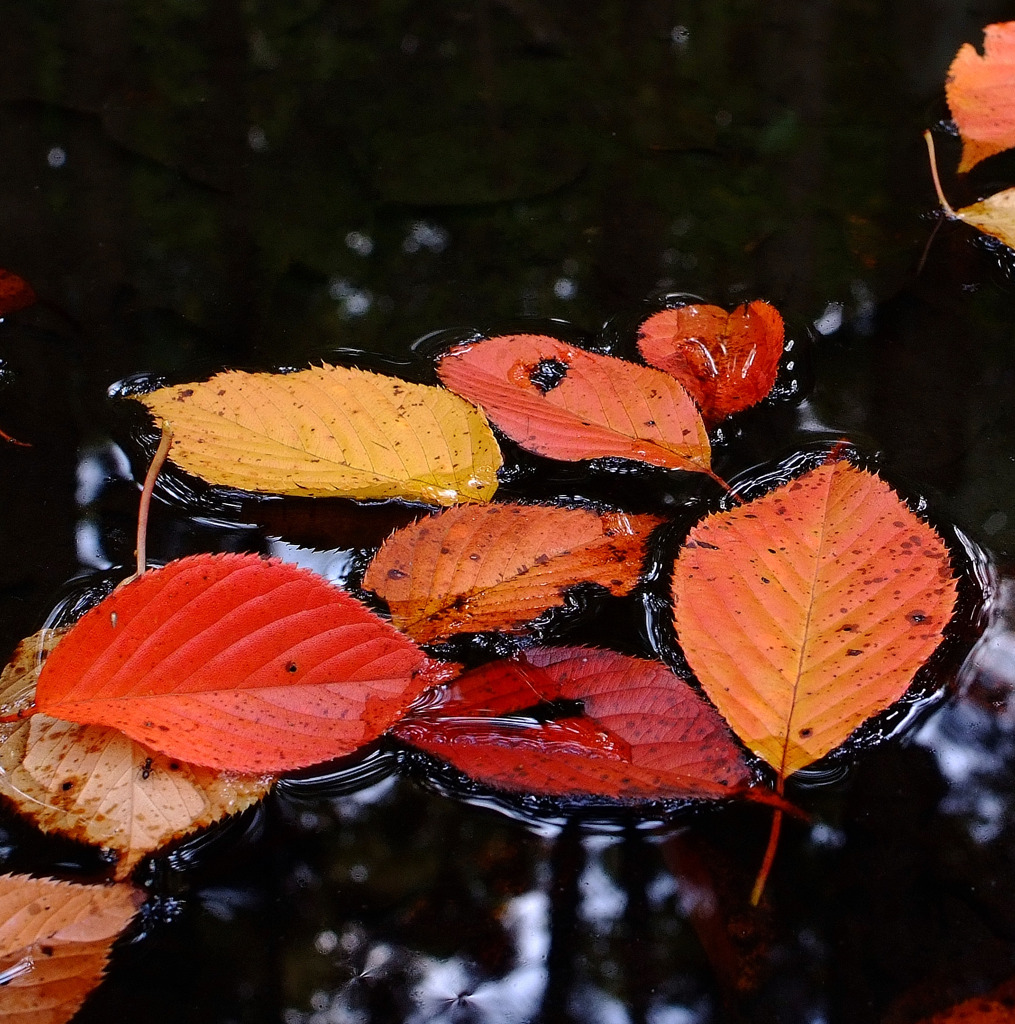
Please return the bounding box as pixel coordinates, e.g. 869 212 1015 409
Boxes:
362 503 661 644
34 553 447 773
394 646 753 801
0 631 271 879
946 21 1015 172
952 188 1015 249
671 461 957 777
0 871 141 1024
0 269 36 317
137 364 502 506
437 334 714 477
637 301 784 424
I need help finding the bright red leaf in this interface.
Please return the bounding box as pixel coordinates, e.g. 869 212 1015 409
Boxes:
33 553 452 773
362 503 661 644
394 646 754 802
0 269 36 317
637 301 784 424
436 334 715 478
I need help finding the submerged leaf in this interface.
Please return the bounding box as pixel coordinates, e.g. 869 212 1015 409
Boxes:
437 334 714 477
137 364 502 506
0 269 36 317
0 630 271 879
0 871 141 1024
637 301 784 424
362 503 661 644
394 646 753 801
33 553 448 773
946 21 1015 172
671 460 957 777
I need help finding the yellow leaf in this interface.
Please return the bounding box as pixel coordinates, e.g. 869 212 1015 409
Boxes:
136 364 502 506
0 631 272 880
954 188 1015 249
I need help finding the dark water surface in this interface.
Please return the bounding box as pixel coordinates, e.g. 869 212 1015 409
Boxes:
3 3 1015 1022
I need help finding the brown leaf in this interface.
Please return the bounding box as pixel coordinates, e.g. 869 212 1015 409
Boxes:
0 630 272 878
362 503 661 644
0 871 141 1024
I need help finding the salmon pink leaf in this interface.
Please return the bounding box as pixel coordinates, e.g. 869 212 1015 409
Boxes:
436 334 716 478
33 553 448 773
362 503 661 644
394 647 753 802
637 301 784 424
946 21 1015 172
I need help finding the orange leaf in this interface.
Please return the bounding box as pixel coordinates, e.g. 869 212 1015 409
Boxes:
0 630 272 879
0 871 141 1024
637 301 784 424
362 503 661 644
916 977 1015 1023
946 21 1015 172
436 334 715 477
671 460 957 778
0 269 36 317
394 646 753 801
33 553 450 773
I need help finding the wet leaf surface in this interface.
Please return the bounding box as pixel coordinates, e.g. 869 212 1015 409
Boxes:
0 630 272 879
436 334 714 477
362 503 661 644
137 365 502 506
637 301 785 424
0 269 36 317
33 553 448 773
671 460 957 777
0 871 141 1024
395 646 753 801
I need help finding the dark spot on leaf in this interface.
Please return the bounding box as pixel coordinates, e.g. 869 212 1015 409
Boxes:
909 610 926 624
61 780 74 791
847 649 863 657
178 388 194 398
799 727 812 738
387 568 408 580
761 577 770 584
529 358 569 393
287 662 298 673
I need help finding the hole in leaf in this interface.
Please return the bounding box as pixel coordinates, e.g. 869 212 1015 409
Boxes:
528 358 569 393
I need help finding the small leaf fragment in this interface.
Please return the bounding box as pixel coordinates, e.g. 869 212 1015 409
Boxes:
363 503 661 644
0 630 271 879
437 334 714 476
0 268 36 317
671 460 957 778
946 21 1015 172
637 301 784 424
394 646 753 801
0 871 141 1024
33 553 446 773
137 364 502 506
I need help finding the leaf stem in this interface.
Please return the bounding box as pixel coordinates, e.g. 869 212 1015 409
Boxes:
750 777 785 906
923 130 956 218
136 421 173 577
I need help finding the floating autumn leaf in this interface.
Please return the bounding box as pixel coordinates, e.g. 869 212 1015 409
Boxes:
671 459 956 779
362 503 661 644
0 871 141 1024
925 129 1015 249
32 553 453 773
136 364 502 506
0 630 271 879
436 334 717 479
637 301 784 424
394 646 754 802
915 976 1015 1023
946 21 1015 172
0 268 36 317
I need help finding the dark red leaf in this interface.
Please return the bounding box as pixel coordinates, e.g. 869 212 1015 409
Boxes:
394 646 753 802
0 269 36 317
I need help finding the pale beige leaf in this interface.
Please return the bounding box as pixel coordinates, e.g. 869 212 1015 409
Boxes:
956 188 1015 249
0 631 272 880
136 364 502 506
0 871 141 1024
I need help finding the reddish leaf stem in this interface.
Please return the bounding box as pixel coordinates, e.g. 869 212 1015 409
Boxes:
923 130 956 218
750 777 785 906
136 421 173 577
